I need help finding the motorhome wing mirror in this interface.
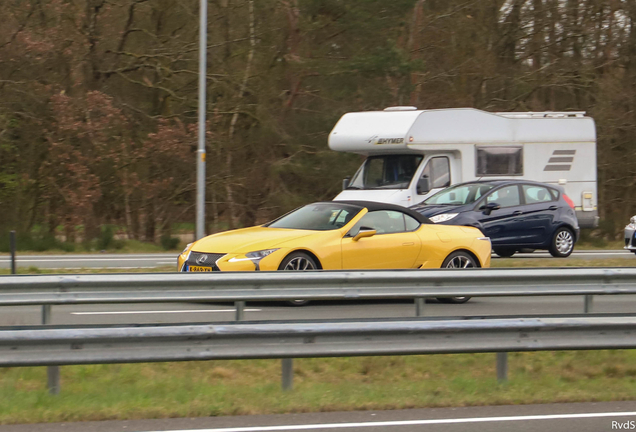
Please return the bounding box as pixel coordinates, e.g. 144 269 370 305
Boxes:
417 177 430 195
352 227 377 242
342 177 351 190
479 202 501 215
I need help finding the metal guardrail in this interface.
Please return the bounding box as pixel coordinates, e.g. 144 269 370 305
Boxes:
2 267 636 393
2 316 636 367
0 267 635 305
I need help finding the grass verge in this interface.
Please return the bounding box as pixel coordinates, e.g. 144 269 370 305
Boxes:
492 257 636 268
2 351 636 424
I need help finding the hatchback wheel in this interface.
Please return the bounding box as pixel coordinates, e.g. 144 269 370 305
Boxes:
436 251 477 304
493 248 516 258
278 252 318 306
549 227 574 258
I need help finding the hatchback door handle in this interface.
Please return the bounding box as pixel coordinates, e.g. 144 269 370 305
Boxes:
549 205 558 210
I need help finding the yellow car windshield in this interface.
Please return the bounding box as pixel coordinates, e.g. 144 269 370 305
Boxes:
266 203 362 231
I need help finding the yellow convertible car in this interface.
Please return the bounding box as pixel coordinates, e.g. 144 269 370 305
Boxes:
178 201 491 303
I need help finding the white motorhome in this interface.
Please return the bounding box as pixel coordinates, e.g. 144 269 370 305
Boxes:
329 106 598 228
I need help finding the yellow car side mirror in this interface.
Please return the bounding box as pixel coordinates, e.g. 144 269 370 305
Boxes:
353 228 377 242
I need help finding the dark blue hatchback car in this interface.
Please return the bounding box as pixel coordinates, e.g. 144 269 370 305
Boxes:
411 180 580 258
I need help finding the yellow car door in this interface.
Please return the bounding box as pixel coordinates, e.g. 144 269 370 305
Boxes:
341 210 422 269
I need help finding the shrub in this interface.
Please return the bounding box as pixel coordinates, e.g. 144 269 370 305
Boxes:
0 231 75 252
160 234 180 250
97 225 115 251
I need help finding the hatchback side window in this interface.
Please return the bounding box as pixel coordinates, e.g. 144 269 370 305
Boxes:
485 185 521 208
523 185 554 204
351 210 407 234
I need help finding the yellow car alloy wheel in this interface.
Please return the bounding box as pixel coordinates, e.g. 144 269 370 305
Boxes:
437 251 478 304
278 251 318 305
443 252 476 269
280 253 318 271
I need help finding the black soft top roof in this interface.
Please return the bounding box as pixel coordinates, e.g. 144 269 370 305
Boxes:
322 200 432 224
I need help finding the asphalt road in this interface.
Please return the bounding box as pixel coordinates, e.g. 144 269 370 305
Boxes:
3 294 636 327
1 402 635 432
0 250 633 270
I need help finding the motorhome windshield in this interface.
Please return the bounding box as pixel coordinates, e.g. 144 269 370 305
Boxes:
348 155 423 190
424 183 495 205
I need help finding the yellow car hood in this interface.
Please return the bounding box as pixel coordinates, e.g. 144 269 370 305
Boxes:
191 226 317 254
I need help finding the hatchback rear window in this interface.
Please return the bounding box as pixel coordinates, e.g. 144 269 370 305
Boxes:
523 185 554 204
549 188 560 200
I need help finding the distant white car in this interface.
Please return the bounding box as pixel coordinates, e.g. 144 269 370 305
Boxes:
626 216 636 255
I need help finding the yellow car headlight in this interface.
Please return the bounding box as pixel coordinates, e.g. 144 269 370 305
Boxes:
245 248 280 260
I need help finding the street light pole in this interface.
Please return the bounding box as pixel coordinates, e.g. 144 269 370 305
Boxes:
196 0 208 240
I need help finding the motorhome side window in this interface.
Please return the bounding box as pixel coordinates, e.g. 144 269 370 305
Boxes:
421 157 451 189
349 154 423 190
476 146 523 176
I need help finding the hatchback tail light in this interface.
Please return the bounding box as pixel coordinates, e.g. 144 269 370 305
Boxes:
563 194 575 209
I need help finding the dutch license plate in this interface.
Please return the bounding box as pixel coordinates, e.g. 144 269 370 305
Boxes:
189 266 213 272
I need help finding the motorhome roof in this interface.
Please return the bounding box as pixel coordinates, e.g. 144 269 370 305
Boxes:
328 107 596 155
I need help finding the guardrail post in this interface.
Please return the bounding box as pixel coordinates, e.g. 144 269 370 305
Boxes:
234 301 245 321
42 305 60 395
496 352 508 382
584 295 593 313
234 300 296 390
9 230 16 275
415 298 425 317
281 358 293 391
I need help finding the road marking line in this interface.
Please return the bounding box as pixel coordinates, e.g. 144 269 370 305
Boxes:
2 258 170 262
71 309 261 315
8 266 157 268
142 411 636 431
574 253 630 255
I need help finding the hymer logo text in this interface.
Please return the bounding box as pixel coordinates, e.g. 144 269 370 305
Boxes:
613 421 636 429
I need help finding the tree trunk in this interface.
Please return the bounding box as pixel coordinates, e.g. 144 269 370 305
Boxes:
226 0 256 229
